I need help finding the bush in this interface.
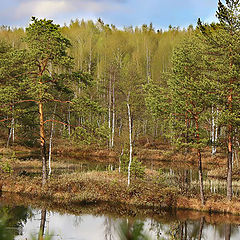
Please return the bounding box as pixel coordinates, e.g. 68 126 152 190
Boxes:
120 153 145 179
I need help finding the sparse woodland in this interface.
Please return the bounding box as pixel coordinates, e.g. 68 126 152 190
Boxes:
1 0 240 209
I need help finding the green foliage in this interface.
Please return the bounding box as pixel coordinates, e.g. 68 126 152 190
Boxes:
118 220 151 240
0 155 13 174
0 205 31 240
30 233 53 240
71 122 109 146
157 168 168 183
0 217 14 240
0 17 187 152
25 17 72 68
143 80 169 118
71 126 92 145
120 154 145 179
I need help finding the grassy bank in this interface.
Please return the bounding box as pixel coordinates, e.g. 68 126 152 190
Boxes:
52 140 228 169
2 170 178 209
0 139 238 216
2 192 240 226
2 167 240 216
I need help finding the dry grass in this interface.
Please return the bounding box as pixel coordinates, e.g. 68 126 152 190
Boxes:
208 166 240 180
2 191 240 225
2 170 178 209
176 196 240 216
2 168 240 216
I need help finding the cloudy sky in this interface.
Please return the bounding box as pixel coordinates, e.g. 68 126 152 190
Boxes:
1 0 218 29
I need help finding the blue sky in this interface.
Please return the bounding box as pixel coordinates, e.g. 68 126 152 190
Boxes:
0 0 218 29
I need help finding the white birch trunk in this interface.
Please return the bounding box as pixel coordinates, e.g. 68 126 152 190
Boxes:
7 111 14 148
119 148 124 173
146 46 149 82
12 117 15 143
108 74 112 148
119 118 122 137
211 107 218 156
67 104 71 137
48 104 57 177
7 120 13 148
127 93 132 186
111 73 115 148
236 136 239 168
12 105 15 144
88 38 92 74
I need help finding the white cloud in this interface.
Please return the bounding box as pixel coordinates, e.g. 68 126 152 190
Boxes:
15 1 70 19
14 0 123 20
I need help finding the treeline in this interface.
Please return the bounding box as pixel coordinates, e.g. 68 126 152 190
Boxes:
0 1 240 202
0 19 188 151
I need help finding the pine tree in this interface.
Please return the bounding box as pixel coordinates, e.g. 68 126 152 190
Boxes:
24 17 72 185
169 33 216 205
198 0 240 200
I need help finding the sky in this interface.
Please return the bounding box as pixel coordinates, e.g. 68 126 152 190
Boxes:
0 0 219 29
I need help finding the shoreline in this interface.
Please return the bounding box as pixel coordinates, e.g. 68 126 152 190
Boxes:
1 191 240 226
2 170 240 217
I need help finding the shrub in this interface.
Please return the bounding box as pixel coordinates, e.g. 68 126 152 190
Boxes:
120 153 145 179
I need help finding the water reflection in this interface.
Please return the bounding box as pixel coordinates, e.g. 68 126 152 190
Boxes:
117 219 150 240
16 152 240 197
0 204 31 240
38 209 47 240
0 202 236 240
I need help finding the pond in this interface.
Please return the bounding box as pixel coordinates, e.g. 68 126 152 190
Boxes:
15 152 240 197
1 194 240 240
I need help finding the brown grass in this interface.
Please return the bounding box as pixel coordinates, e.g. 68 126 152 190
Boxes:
2 170 178 209
176 196 240 215
2 168 240 216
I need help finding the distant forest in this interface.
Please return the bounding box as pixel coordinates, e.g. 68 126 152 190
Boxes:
0 0 240 201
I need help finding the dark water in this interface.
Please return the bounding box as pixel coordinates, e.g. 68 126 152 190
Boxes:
1 198 240 240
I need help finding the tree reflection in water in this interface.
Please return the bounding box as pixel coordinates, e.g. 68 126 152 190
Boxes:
0 204 31 240
0 202 239 240
38 208 47 240
117 219 151 240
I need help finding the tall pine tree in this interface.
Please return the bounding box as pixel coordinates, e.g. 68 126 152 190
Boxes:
198 0 240 200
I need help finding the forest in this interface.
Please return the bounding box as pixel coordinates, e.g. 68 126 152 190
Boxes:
1 0 240 232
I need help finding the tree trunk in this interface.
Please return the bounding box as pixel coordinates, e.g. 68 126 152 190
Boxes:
227 46 233 200
198 217 205 240
119 118 122 137
195 115 205 205
48 104 57 177
225 223 231 240
227 124 233 200
12 117 15 143
119 148 124 173
211 107 217 156
7 118 14 148
39 102 47 186
111 73 115 148
180 223 184 240
67 103 71 137
38 208 47 240
184 221 187 240
146 46 151 82
108 74 112 148
7 105 15 148
198 149 205 205
127 93 132 186
88 36 92 74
